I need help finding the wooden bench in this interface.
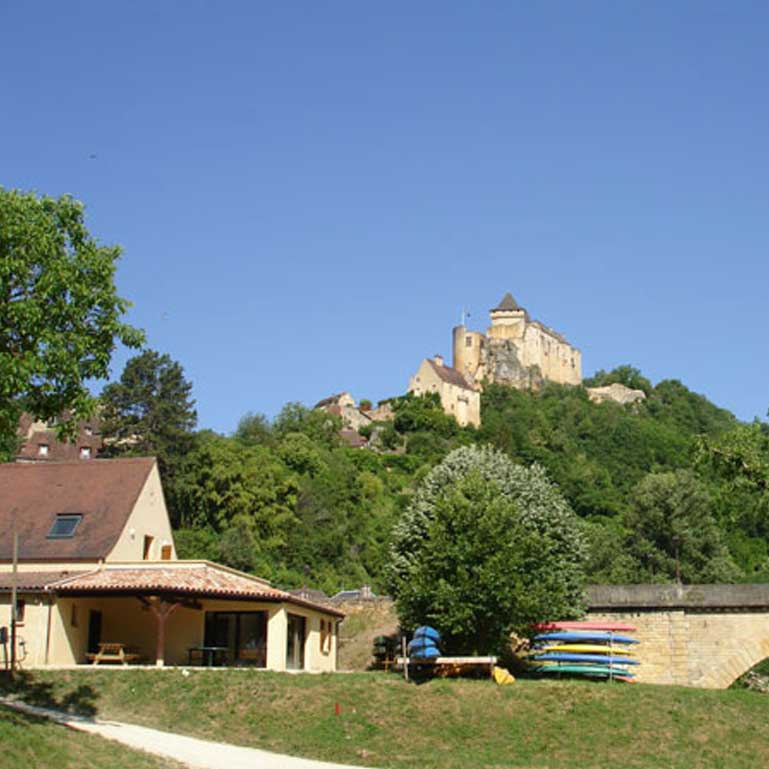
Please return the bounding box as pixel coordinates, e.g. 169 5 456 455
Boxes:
86 642 140 666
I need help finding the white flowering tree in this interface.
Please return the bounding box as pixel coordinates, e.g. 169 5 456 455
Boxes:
388 445 588 654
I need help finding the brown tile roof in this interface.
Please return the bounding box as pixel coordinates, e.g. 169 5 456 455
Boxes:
314 393 346 409
425 359 475 391
340 429 368 448
0 458 156 562
288 586 331 604
0 570 87 591
50 562 344 617
16 412 103 462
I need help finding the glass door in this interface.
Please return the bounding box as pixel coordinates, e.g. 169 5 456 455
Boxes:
204 611 267 667
286 614 306 670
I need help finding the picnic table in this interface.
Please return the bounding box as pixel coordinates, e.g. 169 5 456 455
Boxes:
86 642 140 666
187 646 229 667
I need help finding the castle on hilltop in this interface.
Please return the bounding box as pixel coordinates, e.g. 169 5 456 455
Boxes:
408 292 582 427
454 292 582 389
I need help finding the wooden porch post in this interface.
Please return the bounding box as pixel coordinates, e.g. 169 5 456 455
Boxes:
140 597 180 667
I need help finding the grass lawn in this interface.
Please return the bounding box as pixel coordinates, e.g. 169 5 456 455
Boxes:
0 705 183 769
4 669 768 769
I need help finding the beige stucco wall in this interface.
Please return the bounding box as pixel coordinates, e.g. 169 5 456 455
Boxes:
108 464 176 561
408 359 481 428
8 594 339 673
0 593 56 667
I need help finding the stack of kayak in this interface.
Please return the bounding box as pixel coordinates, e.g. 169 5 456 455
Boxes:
528 621 639 683
408 626 442 660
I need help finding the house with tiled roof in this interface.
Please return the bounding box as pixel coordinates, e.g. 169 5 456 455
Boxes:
407 355 481 428
16 412 102 462
0 458 342 671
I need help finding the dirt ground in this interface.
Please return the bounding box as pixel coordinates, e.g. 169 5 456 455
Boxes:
336 599 400 671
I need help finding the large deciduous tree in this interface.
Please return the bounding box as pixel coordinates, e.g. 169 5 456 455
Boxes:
388 445 588 653
0 189 143 451
625 470 740 583
171 433 299 575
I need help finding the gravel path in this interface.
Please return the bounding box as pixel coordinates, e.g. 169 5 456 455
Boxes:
2 698 375 769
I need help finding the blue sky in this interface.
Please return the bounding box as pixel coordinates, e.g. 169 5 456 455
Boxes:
3 2 769 431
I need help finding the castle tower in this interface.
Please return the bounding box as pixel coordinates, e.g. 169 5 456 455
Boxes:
487 292 527 341
453 324 484 382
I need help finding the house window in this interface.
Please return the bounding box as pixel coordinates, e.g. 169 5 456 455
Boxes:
38 444 49 457
79 446 91 459
47 514 83 539
160 544 173 560
14 599 25 624
204 611 268 667
143 535 154 560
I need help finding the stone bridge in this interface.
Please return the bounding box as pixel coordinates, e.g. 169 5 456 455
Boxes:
586 584 769 689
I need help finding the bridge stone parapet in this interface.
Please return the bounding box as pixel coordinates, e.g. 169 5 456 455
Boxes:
586 584 769 689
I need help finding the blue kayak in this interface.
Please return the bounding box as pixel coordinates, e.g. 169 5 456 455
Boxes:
533 631 639 644
413 626 441 642
410 644 440 659
408 638 441 654
531 652 640 666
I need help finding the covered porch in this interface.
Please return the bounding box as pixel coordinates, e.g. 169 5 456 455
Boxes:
42 562 342 672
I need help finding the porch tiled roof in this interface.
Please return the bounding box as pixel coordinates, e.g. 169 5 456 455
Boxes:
50 563 344 617
0 570 86 591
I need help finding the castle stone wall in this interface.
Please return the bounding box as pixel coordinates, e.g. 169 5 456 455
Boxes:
451 294 582 390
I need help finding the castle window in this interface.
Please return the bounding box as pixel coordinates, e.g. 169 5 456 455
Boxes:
466 336 472 347
38 444 49 457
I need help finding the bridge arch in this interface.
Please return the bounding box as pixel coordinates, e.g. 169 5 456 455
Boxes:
586 584 769 689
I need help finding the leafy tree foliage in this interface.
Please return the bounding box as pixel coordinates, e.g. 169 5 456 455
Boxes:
584 365 653 395
0 189 143 447
234 411 274 447
695 420 769 578
625 471 740 583
273 402 342 448
388 446 588 652
147 360 768 593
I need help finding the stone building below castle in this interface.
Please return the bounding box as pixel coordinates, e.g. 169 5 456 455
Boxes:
453 292 582 390
408 355 481 428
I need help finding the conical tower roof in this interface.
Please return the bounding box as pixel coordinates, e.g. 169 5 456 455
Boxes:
492 292 521 312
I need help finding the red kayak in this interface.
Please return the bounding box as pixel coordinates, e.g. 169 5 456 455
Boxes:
533 621 637 632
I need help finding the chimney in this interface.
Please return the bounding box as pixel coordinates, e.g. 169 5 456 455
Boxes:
434 354 444 367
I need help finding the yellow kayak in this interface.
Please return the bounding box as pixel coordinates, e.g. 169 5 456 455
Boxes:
532 644 634 656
